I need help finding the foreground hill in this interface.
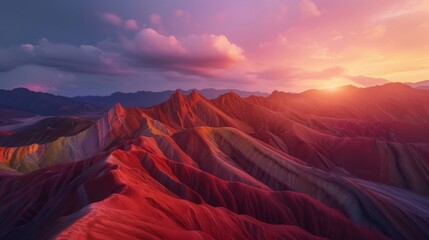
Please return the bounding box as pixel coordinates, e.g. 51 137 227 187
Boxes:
0 83 428 239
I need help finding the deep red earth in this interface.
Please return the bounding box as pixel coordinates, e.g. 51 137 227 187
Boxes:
0 83 428 239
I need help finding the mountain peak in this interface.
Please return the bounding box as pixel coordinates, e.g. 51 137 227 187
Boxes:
166 90 187 104
172 89 185 98
11 87 31 92
113 102 124 110
383 82 412 89
189 89 199 96
268 90 290 99
218 91 241 100
108 103 126 118
187 90 205 102
215 92 242 106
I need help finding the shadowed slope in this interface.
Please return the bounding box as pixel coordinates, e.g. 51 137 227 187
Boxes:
210 85 429 195
0 83 428 239
0 117 94 147
0 103 171 173
172 127 429 239
0 154 124 239
55 138 387 240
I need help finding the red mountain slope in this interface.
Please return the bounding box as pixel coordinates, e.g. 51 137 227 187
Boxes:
0 83 428 239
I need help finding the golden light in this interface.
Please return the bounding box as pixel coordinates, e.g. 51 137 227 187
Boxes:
322 85 342 92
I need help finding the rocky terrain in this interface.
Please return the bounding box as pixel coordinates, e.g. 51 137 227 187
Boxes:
0 83 428 239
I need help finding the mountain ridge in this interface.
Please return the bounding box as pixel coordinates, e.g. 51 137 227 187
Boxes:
0 83 428 239
0 87 269 118
73 88 269 108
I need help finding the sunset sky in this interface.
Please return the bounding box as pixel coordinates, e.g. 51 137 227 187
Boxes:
0 0 428 96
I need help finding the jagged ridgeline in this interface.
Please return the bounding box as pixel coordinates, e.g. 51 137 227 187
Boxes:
1 84 429 239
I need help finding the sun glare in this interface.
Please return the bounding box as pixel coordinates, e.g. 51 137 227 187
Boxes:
321 85 342 93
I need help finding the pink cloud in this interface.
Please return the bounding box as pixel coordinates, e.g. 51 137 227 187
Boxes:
366 24 387 39
127 28 185 57
101 13 123 26
122 28 244 76
148 13 164 32
19 82 56 93
300 0 322 17
149 13 162 26
174 9 192 20
276 4 288 21
181 34 245 65
174 9 184 17
124 19 139 31
348 75 391 86
172 9 192 26
214 12 227 22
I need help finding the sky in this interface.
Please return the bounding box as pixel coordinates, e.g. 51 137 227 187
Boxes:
0 0 428 96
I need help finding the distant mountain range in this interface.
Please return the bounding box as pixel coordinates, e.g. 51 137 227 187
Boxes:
73 88 268 108
0 88 268 118
0 88 102 116
0 83 427 121
405 80 429 90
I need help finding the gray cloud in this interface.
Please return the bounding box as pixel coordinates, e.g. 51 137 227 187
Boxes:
0 39 131 75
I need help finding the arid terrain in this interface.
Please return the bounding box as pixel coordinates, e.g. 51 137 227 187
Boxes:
0 83 428 239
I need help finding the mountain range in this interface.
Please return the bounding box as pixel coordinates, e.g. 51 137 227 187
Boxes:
405 80 429 90
0 88 268 118
1 83 427 117
0 83 428 239
74 88 268 108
